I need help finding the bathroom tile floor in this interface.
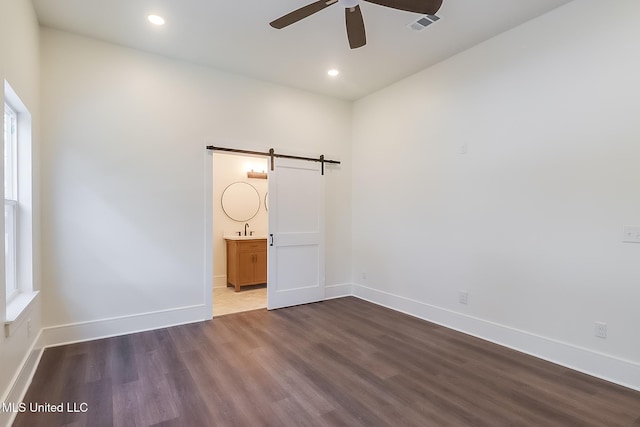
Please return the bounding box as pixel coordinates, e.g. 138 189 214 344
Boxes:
213 284 267 316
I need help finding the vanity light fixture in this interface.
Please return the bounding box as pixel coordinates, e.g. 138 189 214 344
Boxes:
147 14 165 26
247 170 268 179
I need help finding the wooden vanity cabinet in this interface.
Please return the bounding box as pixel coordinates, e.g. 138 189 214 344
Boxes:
225 238 267 292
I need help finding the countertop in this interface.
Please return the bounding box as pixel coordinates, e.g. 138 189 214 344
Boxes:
224 235 267 241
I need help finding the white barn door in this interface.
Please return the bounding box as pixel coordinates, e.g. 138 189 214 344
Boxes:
267 157 325 310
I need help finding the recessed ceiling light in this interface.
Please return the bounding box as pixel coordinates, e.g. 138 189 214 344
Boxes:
327 69 339 77
147 15 165 26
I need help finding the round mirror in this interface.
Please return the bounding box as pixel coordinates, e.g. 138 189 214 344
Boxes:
221 182 260 222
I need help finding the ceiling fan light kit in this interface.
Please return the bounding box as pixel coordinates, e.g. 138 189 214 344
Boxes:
269 0 443 49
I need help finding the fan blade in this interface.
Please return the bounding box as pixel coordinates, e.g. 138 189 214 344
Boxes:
270 0 336 29
345 5 366 49
364 0 442 15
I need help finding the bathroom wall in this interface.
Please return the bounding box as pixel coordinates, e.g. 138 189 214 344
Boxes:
213 153 268 288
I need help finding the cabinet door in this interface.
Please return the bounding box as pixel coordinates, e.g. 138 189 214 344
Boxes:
226 240 238 285
238 252 256 285
254 249 267 283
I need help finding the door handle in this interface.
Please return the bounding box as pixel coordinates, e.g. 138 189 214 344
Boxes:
269 234 274 246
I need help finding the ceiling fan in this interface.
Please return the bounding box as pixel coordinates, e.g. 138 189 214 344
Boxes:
269 0 443 49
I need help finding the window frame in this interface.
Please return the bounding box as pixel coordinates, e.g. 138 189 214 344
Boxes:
3 80 36 333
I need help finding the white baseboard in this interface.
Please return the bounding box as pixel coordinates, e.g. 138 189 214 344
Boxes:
324 283 353 300
37 304 206 349
213 275 227 289
352 283 640 392
1 329 44 427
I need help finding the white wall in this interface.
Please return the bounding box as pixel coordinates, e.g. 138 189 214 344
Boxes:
40 28 352 332
0 0 42 423
213 153 268 287
352 0 640 389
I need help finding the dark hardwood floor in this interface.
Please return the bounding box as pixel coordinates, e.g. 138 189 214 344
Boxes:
13 297 640 426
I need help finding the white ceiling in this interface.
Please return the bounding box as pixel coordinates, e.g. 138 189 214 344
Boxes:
32 0 573 101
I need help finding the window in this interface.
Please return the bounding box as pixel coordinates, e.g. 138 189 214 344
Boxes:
4 102 18 302
3 80 35 325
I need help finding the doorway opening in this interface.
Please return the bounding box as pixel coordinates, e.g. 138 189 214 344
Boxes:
212 152 269 316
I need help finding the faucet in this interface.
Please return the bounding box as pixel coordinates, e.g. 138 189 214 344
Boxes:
244 223 250 236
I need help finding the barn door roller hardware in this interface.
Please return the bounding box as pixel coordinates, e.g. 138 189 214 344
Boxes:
206 146 340 175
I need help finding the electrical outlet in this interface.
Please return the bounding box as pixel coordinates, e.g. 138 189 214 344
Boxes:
595 322 607 339
361 272 367 280
459 143 468 154
459 291 469 305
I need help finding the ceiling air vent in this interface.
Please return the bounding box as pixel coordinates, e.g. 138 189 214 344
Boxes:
408 14 440 32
